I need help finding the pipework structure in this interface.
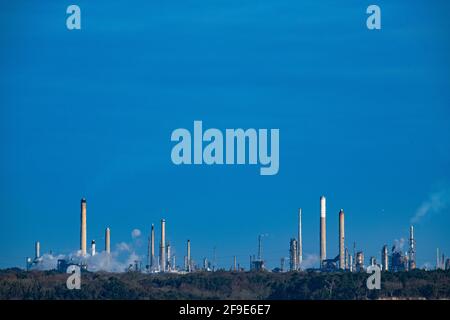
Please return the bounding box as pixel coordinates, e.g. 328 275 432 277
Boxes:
408 225 416 270
339 209 345 270
150 224 155 269
289 238 298 271
382 245 389 271
187 239 191 272
167 241 171 271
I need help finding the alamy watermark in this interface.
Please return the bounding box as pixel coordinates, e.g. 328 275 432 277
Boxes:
66 265 81 290
366 265 381 290
170 121 279 175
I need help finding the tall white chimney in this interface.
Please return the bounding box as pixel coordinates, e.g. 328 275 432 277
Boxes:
80 198 87 256
320 196 326 267
91 240 96 256
160 219 166 272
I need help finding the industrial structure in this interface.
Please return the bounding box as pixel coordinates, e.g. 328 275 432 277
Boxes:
105 227 111 254
298 208 302 270
408 225 416 270
382 245 389 271
355 251 364 272
35 241 40 260
91 240 96 256
436 248 447 270
339 209 345 270
146 224 155 272
25 194 435 274
320 196 326 268
80 198 87 256
250 235 266 271
160 219 166 272
167 241 171 271
186 240 191 272
289 238 298 271
344 248 349 270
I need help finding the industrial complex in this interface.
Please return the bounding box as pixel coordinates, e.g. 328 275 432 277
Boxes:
26 196 450 273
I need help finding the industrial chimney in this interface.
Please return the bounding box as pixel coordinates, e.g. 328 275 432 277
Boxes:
105 227 111 254
167 241 171 271
91 240 96 256
339 209 345 270
408 225 416 270
187 239 191 272
298 208 302 269
151 224 155 269
289 238 298 271
35 241 40 260
382 245 389 271
160 219 166 272
80 198 87 256
320 196 326 267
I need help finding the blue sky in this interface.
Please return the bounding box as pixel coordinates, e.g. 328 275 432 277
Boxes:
0 0 449 270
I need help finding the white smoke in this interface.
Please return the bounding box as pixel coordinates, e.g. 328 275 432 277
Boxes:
131 229 141 239
32 253 66 271
116 242 131 252
393 238 405 253
30 231 145 273
301 253 320 269
411 189 450 224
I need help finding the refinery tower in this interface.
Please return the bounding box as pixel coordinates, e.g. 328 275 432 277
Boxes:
80 198 87 256
320 196 326 267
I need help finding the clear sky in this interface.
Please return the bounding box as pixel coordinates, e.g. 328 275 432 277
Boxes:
0 0 449 270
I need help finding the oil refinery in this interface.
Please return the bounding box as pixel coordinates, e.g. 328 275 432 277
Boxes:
26 196 450 274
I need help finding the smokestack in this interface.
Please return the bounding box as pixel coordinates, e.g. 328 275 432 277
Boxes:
320 196 326 267
167 241 171 271
382 245 389 271
257 235 264 261
233 256 237 271
80 198 87 256
409 225 416 270
160 219 166 272
151 224 155 269
298 208 302 269
213 247 217 272
356 251 364 272
289 238 298 271
339 209 345 270
147 235 151 271
349 255 353 272
344 247 349 269
35 241 40 260
187 240 191 272
437 248 440 270
91 240 96 256
105 227 111 254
